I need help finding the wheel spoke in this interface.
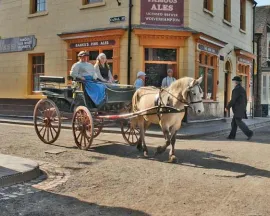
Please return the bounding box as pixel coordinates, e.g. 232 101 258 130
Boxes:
76 131 82 140
80 131 83 145
38 125 45 133
51 125 58 134
47 126 50 141
42 127 47 138
49 127 55 139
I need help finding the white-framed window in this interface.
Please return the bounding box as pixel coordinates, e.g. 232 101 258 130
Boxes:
261 73 270 104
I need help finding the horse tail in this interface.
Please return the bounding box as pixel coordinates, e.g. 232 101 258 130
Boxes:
132 90 139 113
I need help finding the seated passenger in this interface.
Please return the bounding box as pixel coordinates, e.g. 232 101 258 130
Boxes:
70 51 106 107
70 51 98 81
134 71 146 90
94 53 114 83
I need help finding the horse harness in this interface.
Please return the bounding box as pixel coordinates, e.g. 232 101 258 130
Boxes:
154 84 203 121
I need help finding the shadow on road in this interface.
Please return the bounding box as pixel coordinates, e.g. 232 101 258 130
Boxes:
1 190 149 216
90 143 270 179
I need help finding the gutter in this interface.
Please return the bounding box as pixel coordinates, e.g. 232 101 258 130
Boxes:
127 0 133 85
252 1 257 118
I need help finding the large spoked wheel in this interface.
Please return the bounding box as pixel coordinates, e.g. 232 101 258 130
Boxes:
72 106 94 150
34 98 61 144
121 119 141 146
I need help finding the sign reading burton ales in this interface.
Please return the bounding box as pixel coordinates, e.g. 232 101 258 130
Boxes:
70 40 115 49
0 35 37 53
141 0 184 27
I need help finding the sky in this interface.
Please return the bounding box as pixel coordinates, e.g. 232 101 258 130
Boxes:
256 0 270 6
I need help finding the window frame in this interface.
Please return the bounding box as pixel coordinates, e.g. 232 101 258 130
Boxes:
240 0 246 31
198 52 217 101
30 0 47 14
82 0 103 5
203 0 213 12
223 0 231 23
29 53 45 93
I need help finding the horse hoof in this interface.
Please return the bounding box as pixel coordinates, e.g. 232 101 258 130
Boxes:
144 151 149 158
168 155 178 163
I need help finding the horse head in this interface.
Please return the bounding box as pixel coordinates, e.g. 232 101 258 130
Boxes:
182 77 204 115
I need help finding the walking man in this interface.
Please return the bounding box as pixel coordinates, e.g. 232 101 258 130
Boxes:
225 76 253 140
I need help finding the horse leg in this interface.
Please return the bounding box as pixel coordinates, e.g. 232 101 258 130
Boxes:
137 118 149 157
136 120 150 152
168 131 178 163
155 128 171 156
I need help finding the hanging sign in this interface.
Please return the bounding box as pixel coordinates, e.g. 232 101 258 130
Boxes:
0 35 37 53
110 16 126 23
198 44 219 55
238 57 252 65
140 0 184 27
70 40 115 48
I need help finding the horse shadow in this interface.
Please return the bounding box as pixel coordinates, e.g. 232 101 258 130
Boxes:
90 142 270 179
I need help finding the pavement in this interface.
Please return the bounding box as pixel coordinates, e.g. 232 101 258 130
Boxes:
0 116 270 139
0 154 40 187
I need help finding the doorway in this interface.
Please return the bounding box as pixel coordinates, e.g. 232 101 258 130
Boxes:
224 61 231 117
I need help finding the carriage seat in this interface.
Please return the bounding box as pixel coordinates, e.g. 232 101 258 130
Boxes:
40 76 65 84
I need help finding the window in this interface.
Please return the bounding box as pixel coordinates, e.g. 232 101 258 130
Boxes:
261 74 270 104
240 0 246 31
237 64 249 92
32 55 45 91
224 0 231 22
199 52 217 100
204 0 213 12
82 0 103 5
30 0 46 14
144 48 177 87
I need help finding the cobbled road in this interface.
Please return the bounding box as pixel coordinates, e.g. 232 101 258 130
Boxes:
0 123 270 216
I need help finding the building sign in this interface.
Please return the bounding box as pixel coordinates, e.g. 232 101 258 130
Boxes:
198 44 219 55
140 0 184 27
110 16 126 23
0 35 37 53
238 57 252 65
70 40 115 49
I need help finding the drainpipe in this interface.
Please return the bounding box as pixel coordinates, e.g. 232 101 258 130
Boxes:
252 1 257 118
127 0 133 85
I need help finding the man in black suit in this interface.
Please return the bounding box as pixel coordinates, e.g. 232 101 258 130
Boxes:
225 76 253 140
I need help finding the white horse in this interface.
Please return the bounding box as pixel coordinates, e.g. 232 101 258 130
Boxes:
132 77 204 162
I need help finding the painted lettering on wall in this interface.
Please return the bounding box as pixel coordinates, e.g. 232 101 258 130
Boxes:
70 40 115 49
141 0 184 27
198 44 219 55
0 36 37 53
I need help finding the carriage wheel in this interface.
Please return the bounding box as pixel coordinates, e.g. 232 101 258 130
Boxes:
33 98 61 144
93 119 103 138
72 106 94 150
121 119 141 146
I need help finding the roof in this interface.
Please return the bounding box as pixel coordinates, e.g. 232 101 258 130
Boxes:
255 6 270 34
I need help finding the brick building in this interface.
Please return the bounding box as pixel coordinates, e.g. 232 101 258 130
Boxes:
254 5 270 117
0 0 256 118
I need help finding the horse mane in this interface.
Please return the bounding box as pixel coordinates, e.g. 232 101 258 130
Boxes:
167 77 194 101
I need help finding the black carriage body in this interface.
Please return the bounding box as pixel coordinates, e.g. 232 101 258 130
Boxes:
39 76 135 113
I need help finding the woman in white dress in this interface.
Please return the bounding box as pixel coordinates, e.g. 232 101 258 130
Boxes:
94 53 114 83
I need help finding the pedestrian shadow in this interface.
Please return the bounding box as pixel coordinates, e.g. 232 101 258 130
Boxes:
1 190 149 216
90 143 270 179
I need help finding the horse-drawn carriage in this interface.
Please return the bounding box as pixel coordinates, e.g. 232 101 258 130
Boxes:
33 76 142 150
34 75 204 161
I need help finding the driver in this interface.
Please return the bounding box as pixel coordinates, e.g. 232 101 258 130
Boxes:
70 51 98 81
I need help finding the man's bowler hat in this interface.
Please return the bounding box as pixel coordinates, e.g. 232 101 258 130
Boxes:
232 76 242 82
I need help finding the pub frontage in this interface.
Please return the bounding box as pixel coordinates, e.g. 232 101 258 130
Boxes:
0 0 256 118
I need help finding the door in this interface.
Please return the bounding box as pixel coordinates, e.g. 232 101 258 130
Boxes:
224 61 231 117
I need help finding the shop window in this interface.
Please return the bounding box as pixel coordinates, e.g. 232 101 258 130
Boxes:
30 0 46 14
31 54 45 91
144 48 177 87
204 0 213 12
240 0 246 31
82 0 103 5
199 53 217 100
224 0 231 22
89 50 99 61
